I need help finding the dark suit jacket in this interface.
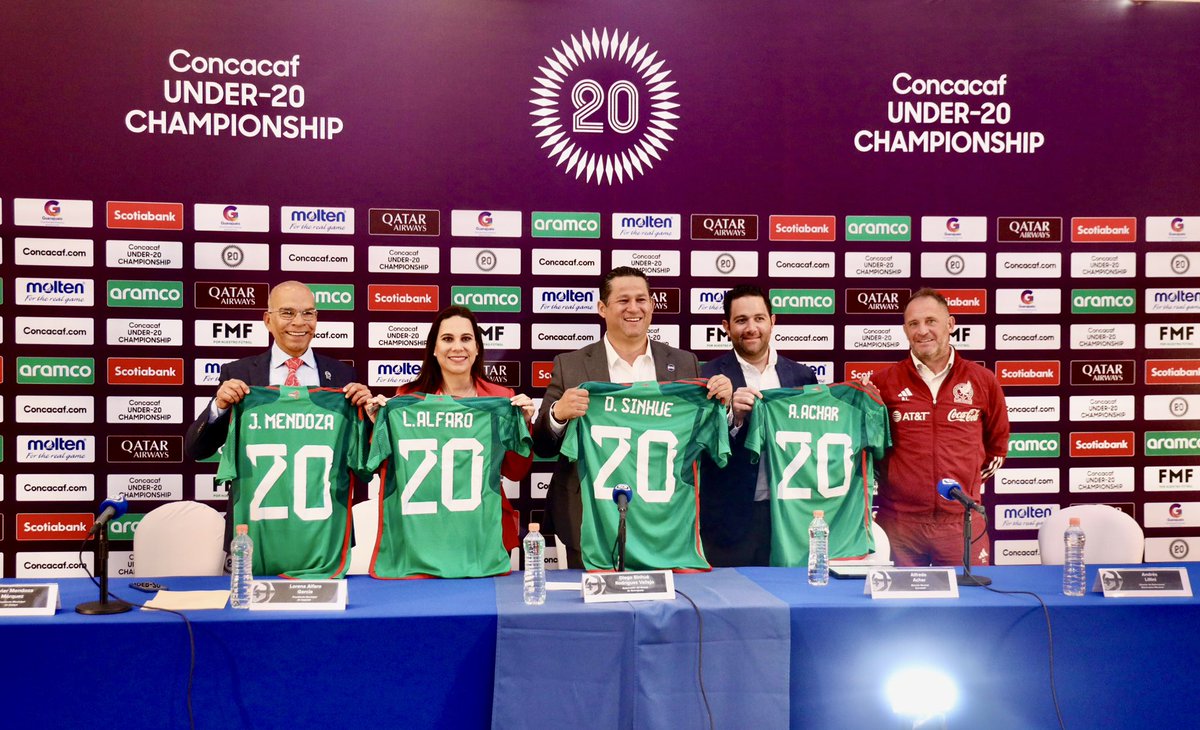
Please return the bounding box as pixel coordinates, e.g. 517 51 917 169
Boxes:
532 338 700 552
184 350 356 553
184 350 356 461
698 351 817 547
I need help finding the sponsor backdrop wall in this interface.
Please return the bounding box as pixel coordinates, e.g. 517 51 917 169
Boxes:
0 1 1197 578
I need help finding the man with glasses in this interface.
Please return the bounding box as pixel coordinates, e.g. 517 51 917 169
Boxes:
185 281 374 547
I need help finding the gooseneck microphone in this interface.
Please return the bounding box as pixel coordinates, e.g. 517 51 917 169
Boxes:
88 497 129 536
936 478 985 515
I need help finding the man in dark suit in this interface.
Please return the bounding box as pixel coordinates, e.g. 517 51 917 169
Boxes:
185 281 374 547
532 267 732 569
699 285 818 566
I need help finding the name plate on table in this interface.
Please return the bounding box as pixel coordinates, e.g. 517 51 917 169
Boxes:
582 570 675 603
1094 568 1192 598
247 580 347 611
865 568 959 599
0 584 60 616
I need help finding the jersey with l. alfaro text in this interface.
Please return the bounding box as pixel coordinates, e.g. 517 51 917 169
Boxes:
744 383 891 567
216 386 367 579
366 394 532 579
561 380 730 571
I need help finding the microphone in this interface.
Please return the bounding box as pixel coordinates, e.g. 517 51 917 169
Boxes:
936 478 985 515
88 497 129 536
612 485 633 514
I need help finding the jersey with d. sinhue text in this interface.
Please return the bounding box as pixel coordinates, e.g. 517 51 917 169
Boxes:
561 380 730 571
744 383 890 567
216 386 366 579
366 394 532 579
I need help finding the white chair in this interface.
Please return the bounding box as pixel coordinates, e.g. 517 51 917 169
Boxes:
133 501 226 577
1038 504 1143 565
349 499 381 575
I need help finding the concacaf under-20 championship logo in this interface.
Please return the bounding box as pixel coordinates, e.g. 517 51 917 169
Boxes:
953 381 975 405
530 28 680 185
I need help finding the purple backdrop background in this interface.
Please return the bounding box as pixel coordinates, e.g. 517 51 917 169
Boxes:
1 0 1198 577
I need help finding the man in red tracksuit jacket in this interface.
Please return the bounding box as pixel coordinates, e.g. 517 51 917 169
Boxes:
870 288 1010 567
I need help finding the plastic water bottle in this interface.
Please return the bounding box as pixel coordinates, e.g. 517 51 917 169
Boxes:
1063 517 1087 597
523 522 547 606
230 524 254 609
808 510 830 586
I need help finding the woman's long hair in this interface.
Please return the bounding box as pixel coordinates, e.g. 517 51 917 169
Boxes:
405 305 492 394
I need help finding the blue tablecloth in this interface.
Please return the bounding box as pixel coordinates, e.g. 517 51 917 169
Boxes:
492 568 790 729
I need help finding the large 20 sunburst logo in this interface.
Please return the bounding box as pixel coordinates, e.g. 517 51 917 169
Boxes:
530 29 680 185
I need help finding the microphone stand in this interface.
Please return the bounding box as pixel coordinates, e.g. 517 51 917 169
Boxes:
616 506 628 572
76 528 132 615
956 508 990 587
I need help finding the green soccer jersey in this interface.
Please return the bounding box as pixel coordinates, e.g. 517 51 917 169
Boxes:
216 386 367 579
744 383 891 567
366 394 532 579
561 380 730 571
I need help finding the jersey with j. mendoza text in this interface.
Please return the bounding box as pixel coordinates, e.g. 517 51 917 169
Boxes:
561 379 730 571
366 394 532 579
744 383 891 567
216 386 367 579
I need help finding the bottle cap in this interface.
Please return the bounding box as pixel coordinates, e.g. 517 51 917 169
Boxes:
527 522 540 532
813 510 824 518
1068 517 1081 527
236 524 249 535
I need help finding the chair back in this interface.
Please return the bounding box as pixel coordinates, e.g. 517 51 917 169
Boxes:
133 501 226 577
1037 504 1143 565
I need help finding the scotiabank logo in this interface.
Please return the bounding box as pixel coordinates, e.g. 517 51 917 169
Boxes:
367 285 439 312
533 361 555 389
1071 217 1136 243
1146 359 1200 385
1069 431 1136 457
768 215 836 242
939 289 987 315
106 201 184 230
107 357 185 385
17 513 92 541
996 361 1061 386
843 362 889 382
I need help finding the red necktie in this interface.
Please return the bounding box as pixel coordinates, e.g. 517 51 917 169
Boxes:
284 357 304 387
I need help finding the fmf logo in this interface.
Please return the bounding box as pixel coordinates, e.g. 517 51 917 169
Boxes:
1069 432 1136 457
107 358 185 385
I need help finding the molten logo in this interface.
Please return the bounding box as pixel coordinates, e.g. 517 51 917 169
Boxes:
44 200 61 216
223 205 238 221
